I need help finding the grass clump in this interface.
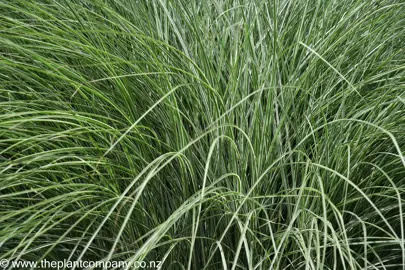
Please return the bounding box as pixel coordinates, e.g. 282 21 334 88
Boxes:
1 0 405 269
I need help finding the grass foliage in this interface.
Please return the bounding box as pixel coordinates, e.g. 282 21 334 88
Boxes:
1 0 405 269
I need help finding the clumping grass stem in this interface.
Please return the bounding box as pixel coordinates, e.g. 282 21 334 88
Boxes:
1 0 405 269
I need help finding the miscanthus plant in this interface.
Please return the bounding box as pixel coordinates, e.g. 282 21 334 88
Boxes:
1 0 405 269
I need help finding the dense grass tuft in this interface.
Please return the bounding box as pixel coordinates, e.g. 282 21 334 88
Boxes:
1 0 405 269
